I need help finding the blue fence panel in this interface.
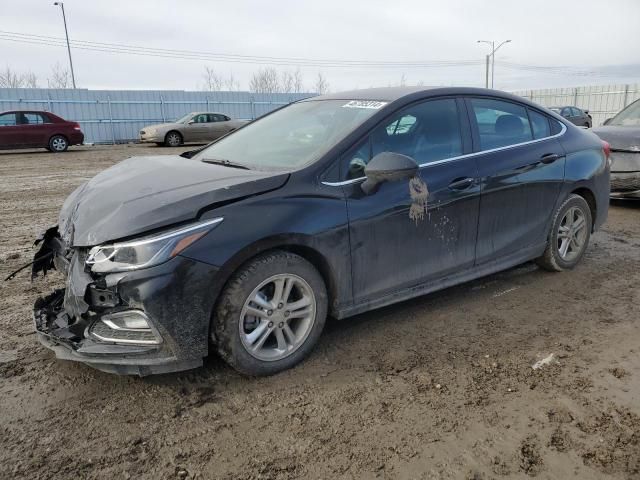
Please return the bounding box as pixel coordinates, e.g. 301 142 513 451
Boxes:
0 88 315 144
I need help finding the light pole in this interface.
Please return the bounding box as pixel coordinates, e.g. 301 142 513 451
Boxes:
53 2 76 88
477 39 511 88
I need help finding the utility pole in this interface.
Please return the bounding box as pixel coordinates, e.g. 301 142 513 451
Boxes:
484 54 490 88
53 2 76 88
477 39 511 89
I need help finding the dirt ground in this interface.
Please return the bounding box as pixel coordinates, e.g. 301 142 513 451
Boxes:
1 144 639 480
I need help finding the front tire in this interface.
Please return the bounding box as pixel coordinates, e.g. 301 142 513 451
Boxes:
213 251 327 376
48 135 69 152
536 194 592 272
164 131 182 147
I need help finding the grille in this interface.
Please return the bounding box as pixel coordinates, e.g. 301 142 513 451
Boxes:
611 173 640 192
90 321 159 344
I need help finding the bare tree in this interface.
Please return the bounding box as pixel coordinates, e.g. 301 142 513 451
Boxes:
47 62 71 88
223 72 241 91
313 72 329 94
202 66 224 91
292 68 304 93
281 70 294 94
249 67 281 94
399 73 407 87
0 66 24 88
0 66 40 88
23 71 38 88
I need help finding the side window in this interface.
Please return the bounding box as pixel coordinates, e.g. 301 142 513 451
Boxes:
0 113 16 126
571 107 582 117
528 109 551 139
470 98 533 150
208 114 222 122
342 99 462 180
193 114 208 123
561 107 572 118
21 113 45 125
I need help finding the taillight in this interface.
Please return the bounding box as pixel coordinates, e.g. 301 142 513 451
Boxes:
72 122 81 131
602 140 611 166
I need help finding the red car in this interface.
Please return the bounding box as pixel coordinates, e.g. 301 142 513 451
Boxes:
0 110 84 152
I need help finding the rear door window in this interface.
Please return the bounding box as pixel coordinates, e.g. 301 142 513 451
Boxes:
20 113 47 125
470 98 533 150
0 113 17 126
571 107 582 117
528 109 551 139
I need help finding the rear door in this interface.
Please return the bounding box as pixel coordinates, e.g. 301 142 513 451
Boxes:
466 97 566 265
340 97 480 303
0 113 20 147
206 114 231 139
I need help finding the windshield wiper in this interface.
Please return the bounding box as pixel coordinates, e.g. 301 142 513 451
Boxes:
201 158 251 170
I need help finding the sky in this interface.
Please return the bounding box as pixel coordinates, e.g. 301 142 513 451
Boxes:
1 0 639 93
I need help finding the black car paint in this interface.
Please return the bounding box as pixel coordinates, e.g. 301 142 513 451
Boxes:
32 87 609 375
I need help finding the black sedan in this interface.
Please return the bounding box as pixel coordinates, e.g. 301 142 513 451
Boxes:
31 87 610 376
549 106 592 128
592 98 640 198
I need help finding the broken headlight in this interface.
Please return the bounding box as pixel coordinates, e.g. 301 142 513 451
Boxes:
85 217 223 273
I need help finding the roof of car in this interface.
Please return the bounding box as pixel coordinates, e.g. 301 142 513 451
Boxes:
306 86 527 103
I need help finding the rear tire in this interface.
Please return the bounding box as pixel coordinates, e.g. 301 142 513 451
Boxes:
536 194 592 272
164 131 182 147
213 251 327 376
48 135 69 152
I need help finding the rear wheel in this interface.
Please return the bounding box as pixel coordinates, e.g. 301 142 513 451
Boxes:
164 131 182 147
48 135 68 152
213 251 327 376
536 194 592 271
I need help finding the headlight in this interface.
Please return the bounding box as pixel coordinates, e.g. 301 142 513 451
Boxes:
86 217 223 273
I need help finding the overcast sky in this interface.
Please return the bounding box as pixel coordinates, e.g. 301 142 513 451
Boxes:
2 0 640 92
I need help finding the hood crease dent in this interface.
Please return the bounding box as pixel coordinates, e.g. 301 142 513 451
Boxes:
58 155 289 247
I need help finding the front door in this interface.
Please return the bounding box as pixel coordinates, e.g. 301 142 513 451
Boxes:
466 97 566 264
341 98 480 304
183 113 210 142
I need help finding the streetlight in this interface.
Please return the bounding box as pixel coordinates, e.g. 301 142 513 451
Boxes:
53 2 76 88
477 39 511 88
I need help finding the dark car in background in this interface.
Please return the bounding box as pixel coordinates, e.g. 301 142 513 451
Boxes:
593 98 640 198
31 87 609 377
0 110 84 152
549 106 592 128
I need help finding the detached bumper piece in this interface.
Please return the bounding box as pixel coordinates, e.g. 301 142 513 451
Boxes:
610 171 640 198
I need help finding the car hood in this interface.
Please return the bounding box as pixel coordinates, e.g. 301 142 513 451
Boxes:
58 155 289 247
592 125 640 152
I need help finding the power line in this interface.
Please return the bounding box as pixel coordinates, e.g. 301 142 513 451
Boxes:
0 31 483 68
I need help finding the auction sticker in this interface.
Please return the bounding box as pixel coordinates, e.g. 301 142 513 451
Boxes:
342 100 387 109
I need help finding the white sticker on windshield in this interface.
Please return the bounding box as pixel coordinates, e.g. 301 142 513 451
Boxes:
342 100 388 109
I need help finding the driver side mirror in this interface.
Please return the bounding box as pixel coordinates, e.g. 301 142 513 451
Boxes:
361 152 419 195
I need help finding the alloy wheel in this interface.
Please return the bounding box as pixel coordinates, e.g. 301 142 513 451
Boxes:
51 137 67 151
239 274 316 362
166 133 181 146
557 206 587 261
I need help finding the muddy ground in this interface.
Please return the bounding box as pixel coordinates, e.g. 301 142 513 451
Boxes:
1 144 639 480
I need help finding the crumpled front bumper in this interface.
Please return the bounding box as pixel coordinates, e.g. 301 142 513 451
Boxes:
32 228 219 376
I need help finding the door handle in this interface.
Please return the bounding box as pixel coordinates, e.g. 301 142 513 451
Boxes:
540 153 562 164
448 177 475 190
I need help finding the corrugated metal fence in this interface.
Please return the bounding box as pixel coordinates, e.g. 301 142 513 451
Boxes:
0 88 315 144
512 84 640 127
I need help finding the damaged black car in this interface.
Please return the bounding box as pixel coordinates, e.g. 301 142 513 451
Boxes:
31 87 610 376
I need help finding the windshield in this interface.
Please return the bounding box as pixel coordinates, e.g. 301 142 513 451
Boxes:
174 113 192 124
193 100 384 170
609 100 640 127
